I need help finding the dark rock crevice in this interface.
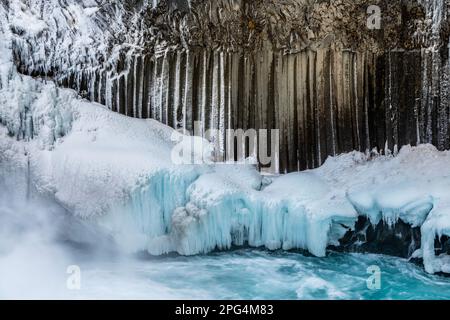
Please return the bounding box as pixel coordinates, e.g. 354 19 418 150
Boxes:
331 216 422 258
435 235 450 256
327 215 450 275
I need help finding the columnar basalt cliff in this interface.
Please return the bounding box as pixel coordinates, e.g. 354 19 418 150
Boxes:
5 0 450 173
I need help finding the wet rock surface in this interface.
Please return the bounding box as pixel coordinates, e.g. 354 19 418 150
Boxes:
333 216 422 258
435 235 450 256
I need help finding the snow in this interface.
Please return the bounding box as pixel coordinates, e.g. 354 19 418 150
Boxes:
8 1 47 36
143 145 450 273
6 0 110 73
153 167 356 257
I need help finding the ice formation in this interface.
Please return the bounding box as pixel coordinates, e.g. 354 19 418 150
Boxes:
1 0 450 276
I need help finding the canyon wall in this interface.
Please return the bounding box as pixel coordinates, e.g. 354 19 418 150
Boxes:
7 0 450 172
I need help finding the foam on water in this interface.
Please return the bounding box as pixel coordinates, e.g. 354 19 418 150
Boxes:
1 189 450 300
62 250 450 300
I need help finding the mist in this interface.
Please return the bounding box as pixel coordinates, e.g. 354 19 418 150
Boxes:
0 176 123 299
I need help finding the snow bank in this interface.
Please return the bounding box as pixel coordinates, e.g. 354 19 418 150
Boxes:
318 146 450 274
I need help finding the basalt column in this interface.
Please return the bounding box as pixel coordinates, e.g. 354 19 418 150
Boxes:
74 47 432 173
11 0 450 173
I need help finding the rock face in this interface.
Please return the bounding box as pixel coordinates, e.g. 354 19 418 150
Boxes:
334 217 422 258
6 0 450 173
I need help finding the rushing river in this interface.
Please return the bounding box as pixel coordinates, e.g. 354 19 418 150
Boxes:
55 249 450 300
1 196 450 300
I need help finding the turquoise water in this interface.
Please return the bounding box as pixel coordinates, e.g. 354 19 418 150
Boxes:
2 196 450 300
70 250 450 300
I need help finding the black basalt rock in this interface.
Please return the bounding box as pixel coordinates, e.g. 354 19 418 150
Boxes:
334 216 422 258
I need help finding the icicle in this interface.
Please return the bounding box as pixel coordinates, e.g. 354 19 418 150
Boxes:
137 56 144 119
160 51 170 125
133 56 138 118
173 52 182 129
89 70 96 102
210 50 220 155
98 71 103 104
105 74 111 110
393 144 399 156
218 51 226 160
152 57 160 121
329 50 337 156
184 51 194 133
200 51 208 138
